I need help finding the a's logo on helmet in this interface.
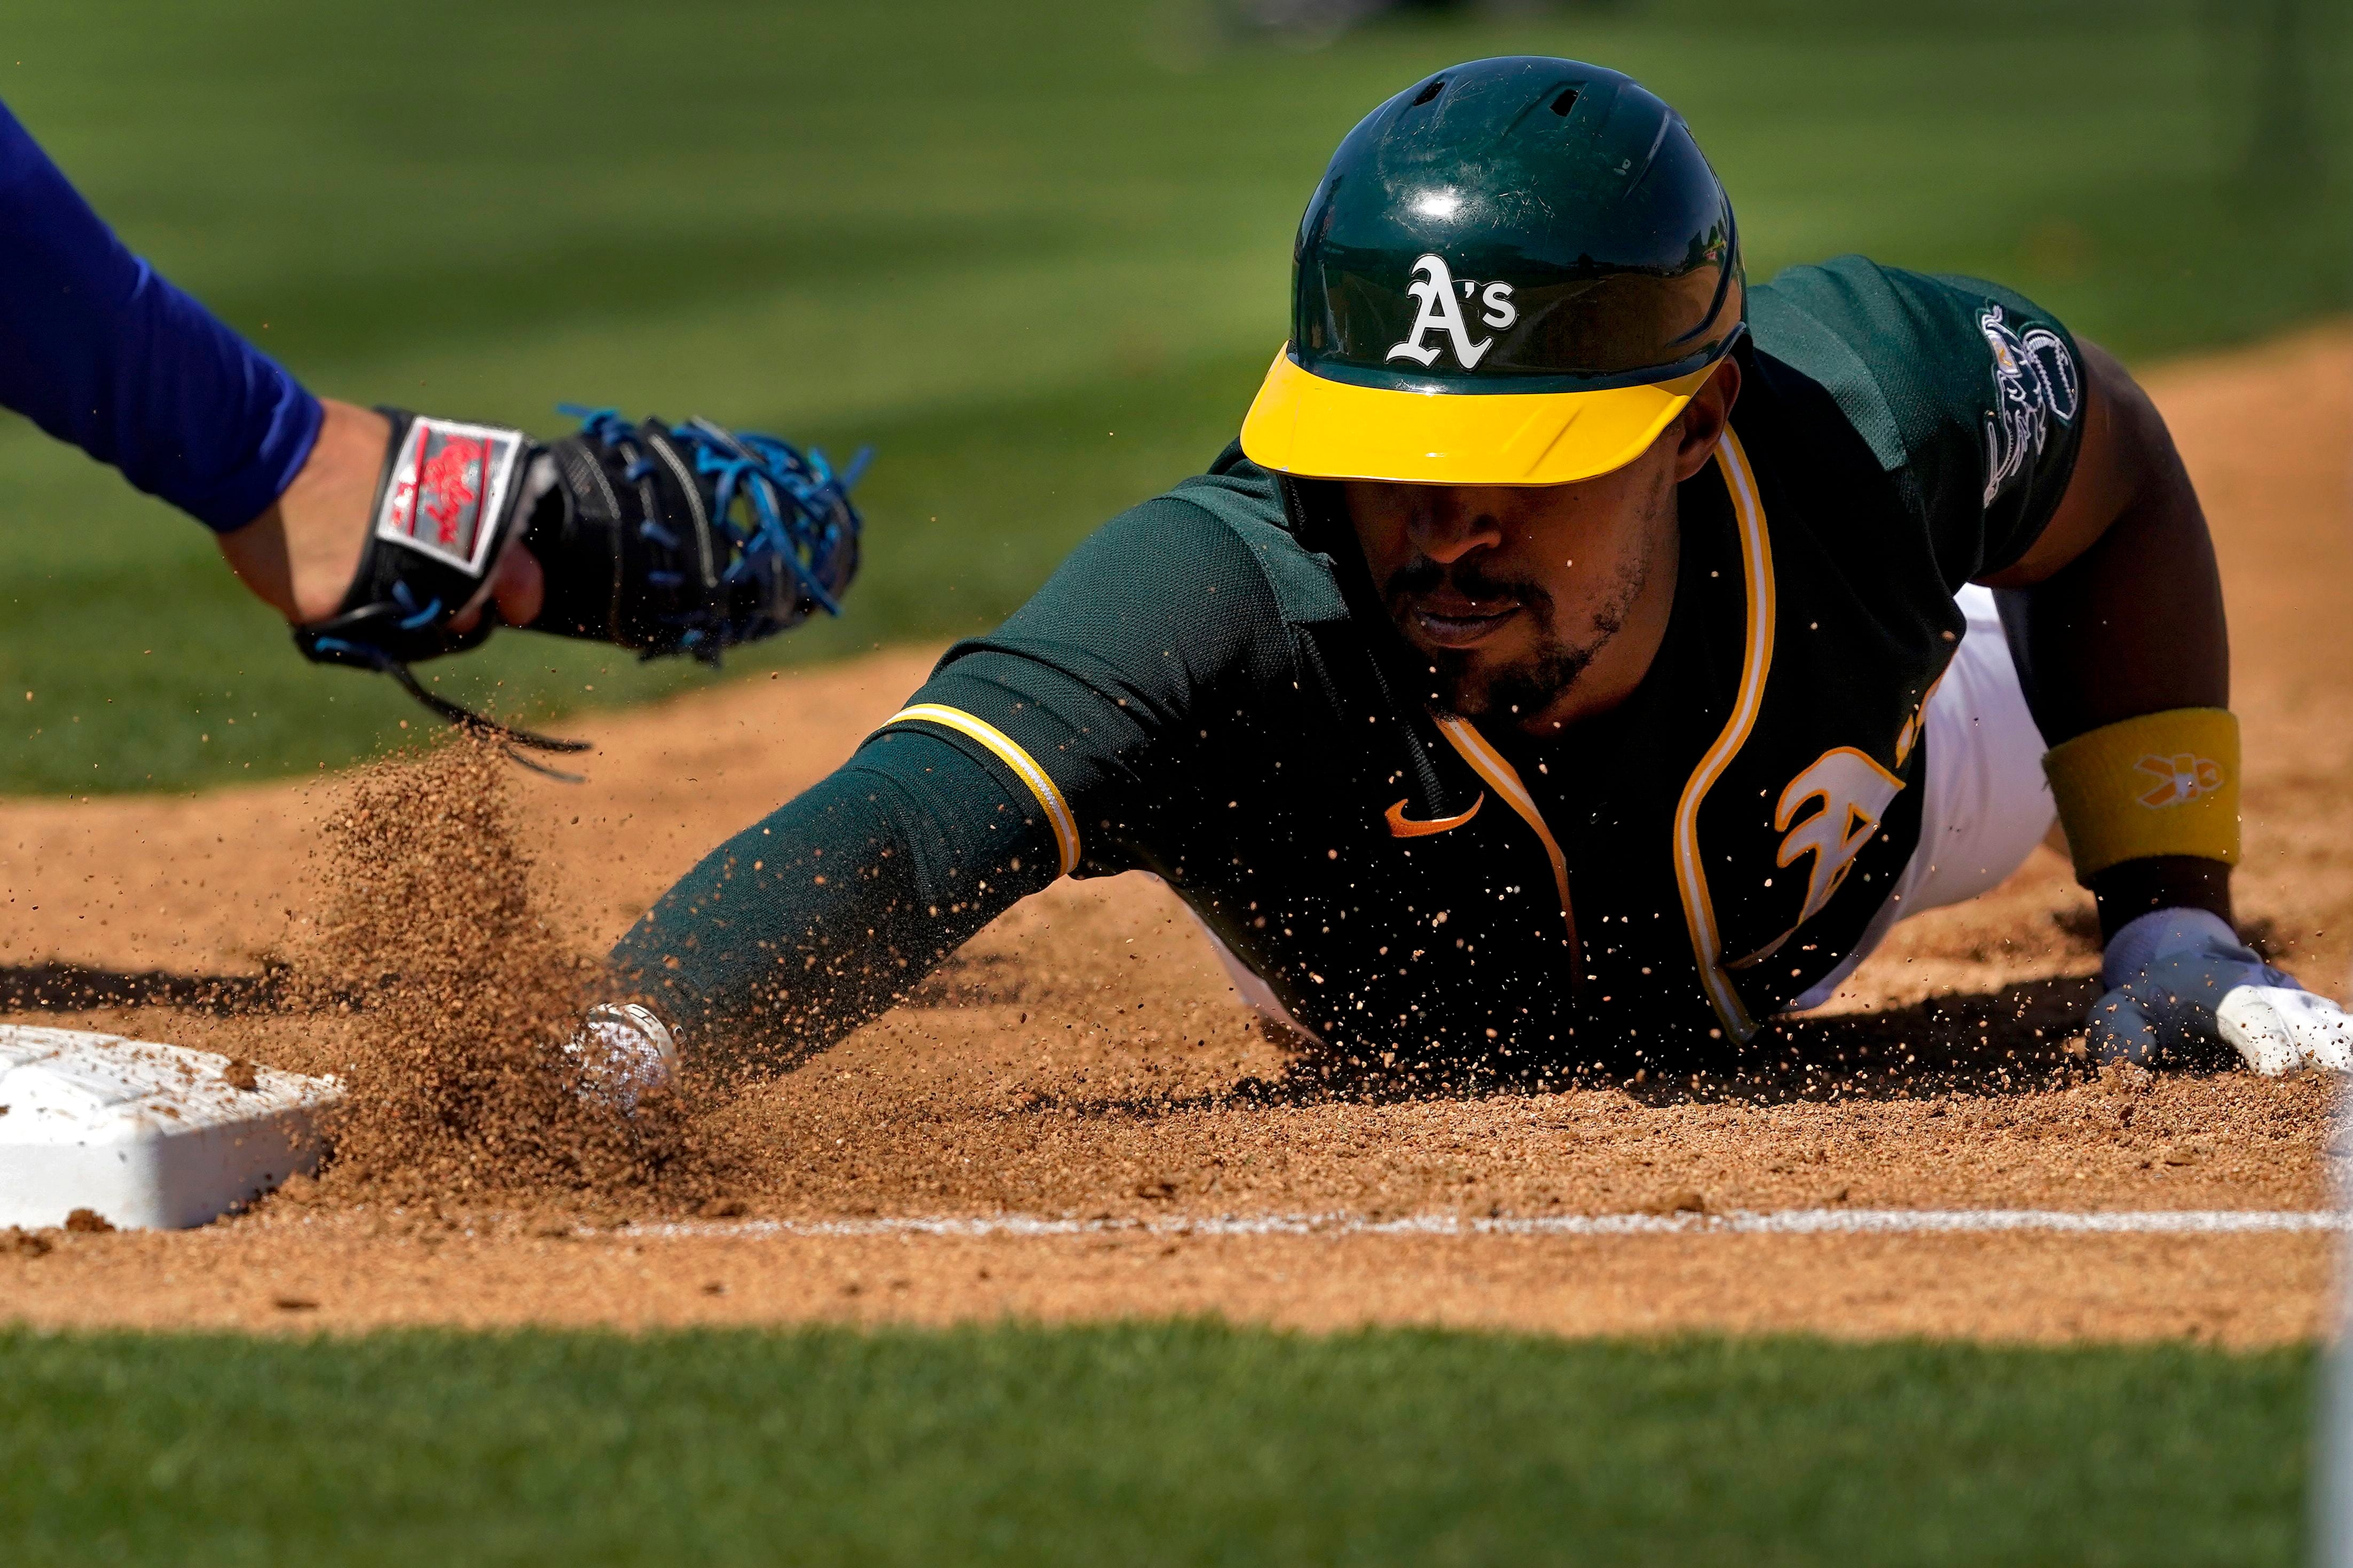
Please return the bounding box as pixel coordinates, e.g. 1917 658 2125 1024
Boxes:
1385 254 1516 371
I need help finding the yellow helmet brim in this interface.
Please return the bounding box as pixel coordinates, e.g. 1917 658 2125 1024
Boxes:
1238 349 1715 486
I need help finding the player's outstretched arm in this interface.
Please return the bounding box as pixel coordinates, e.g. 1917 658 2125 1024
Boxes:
1980 342 2350 1073
603 729 1059 1083
580 492 1296 1097
0 99 537 633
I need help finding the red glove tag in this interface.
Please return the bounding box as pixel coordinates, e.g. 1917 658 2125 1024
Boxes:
373 416 528 576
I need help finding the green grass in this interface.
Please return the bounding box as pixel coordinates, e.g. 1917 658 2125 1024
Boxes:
0 1323 2315 1565
0 0 2346 793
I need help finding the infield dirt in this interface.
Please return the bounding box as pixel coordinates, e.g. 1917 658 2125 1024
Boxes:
1 327 2348 1343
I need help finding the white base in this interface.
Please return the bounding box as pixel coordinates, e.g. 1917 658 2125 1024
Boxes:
0 1025 342 1230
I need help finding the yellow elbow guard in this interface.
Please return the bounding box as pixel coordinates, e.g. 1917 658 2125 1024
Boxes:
2042 707 2240 881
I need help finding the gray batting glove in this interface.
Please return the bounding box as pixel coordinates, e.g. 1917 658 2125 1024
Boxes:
564 1002 681 1112
2090 908 2353 1075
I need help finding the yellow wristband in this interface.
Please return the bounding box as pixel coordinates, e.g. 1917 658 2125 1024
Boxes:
2042 707 2240 881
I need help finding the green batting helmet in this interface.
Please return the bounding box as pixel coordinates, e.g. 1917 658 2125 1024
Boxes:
1241 57 1744 486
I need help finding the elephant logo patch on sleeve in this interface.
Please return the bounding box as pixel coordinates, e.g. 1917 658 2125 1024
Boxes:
1978 305 2080 507
1728 746 1907 971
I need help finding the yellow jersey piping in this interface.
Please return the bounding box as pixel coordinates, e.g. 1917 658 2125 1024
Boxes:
882 703 1081 877
1433 716 1581 973
1671 430 1776 1041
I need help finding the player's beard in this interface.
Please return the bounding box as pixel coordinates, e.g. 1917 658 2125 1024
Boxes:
1386 551 1651 724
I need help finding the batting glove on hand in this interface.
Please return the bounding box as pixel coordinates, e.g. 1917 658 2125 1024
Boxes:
564 1002 681 1114
2090 908 2353 1075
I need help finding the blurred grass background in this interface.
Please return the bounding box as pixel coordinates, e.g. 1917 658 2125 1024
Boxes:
0 0 2345 794
0 1325 2315 1565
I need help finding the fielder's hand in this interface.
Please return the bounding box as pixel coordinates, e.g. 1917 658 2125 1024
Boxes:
2090 908 2353 1075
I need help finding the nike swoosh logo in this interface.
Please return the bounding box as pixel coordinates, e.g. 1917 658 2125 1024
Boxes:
1385 793 1484 838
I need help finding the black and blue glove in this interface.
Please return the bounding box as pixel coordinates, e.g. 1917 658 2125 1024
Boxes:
294 405 866 755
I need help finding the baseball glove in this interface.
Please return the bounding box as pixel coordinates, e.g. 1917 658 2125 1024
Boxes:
295 405 866 763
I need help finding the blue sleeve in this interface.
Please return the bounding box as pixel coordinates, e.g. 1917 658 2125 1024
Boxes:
0 97 324 533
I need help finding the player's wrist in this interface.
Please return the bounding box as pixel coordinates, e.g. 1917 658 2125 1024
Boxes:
2097 905 2239 991
2084 854 2233 945
2043 707 2240 884
217 398 389 623
290 406 540 660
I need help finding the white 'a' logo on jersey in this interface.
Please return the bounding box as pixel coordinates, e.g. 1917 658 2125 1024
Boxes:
1727 746 1907 973
1385 254 1515 370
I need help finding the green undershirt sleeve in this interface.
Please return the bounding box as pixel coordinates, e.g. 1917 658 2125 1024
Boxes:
607 490 1303 1077
608 727 1058 1077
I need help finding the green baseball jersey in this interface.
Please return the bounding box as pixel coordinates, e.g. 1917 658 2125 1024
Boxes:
615 256 2085 1069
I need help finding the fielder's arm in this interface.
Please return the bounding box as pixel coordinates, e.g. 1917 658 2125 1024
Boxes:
6 96 843 730
0 99 546 633
0 96 317 536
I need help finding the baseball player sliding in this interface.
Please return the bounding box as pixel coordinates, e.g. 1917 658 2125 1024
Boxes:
0 95 863 768
575 56 2352 1103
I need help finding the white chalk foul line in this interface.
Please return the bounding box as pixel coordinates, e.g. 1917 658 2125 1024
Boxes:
616 1208 2353 1241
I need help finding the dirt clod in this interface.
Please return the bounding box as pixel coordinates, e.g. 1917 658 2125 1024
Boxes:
4 1227 52 1257
63 1208 113 1233
219 1058 260 1092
